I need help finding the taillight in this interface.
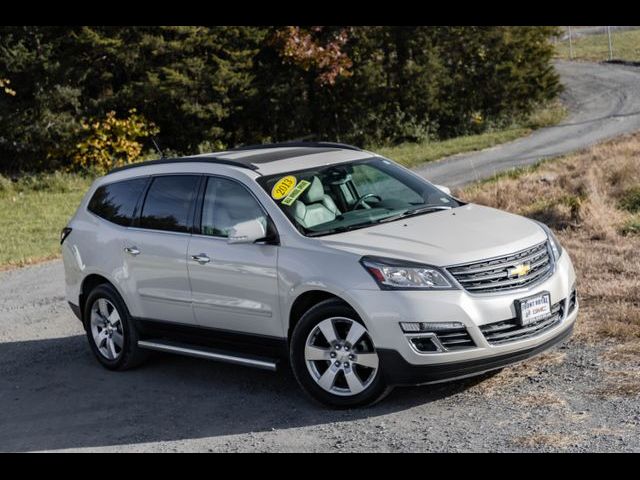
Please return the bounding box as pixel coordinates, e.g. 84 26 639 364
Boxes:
60 227 72 245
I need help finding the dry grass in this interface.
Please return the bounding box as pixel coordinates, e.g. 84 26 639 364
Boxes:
515 389 568 409
460 132 640 397
512 433 582 449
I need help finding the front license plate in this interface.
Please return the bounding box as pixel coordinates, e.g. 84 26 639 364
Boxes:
516 292 551 326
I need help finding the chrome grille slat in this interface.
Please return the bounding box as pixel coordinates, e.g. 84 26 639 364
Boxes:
447 241 553 294
439 338 474 346
437 331 470 338
432 327 475 351
449 248 548 276
457 270 509 283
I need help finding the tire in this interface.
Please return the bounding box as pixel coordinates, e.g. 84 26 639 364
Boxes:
83 283 148 371
290 298 392 408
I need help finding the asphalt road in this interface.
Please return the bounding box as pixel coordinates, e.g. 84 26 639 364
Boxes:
1 61 640 452
415 61 640 187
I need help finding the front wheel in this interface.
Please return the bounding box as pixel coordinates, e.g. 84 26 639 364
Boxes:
290 299 392 408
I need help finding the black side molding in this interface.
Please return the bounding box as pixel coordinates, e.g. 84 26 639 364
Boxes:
134 318 289 360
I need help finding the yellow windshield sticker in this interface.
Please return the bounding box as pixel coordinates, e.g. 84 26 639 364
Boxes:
271 175 297 200
282 180 311 206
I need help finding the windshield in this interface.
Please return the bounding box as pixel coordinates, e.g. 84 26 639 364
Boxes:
257 156 462 237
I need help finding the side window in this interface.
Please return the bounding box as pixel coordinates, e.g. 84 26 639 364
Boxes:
139 175 200 233
201 177 267 238
87 177 148 226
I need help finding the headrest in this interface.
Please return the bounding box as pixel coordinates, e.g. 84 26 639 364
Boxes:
301 176 325 203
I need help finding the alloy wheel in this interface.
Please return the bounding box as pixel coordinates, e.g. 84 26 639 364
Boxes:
90 298 124 361
304 317 379 397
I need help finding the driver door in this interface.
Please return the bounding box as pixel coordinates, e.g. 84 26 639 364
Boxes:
186 176 282 337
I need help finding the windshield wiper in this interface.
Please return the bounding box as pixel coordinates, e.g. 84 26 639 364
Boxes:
306 222 374 237
378 204 452 224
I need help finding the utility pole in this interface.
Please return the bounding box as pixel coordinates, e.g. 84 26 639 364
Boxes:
607 26 613 60
568 26 574 60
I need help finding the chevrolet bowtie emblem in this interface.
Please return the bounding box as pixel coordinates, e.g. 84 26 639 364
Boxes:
509 263 531 277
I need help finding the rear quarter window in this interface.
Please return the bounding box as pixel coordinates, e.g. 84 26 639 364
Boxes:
87 177 148 226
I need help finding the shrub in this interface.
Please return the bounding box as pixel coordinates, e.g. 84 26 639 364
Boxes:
70 109 158 174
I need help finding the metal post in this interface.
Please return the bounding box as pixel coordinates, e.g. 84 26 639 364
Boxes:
568 26 574 60
607 26 613 60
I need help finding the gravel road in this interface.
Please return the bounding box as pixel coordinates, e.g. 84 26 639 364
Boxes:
1 61 640 452
415 61 640 187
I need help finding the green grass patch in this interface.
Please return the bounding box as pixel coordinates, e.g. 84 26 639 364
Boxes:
621 216 640 236
0 173 92 268
374 101 566 169
619 186 640 213
555 29 640 62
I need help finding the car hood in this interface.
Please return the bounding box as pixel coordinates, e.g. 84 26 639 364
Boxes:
317 203 547 267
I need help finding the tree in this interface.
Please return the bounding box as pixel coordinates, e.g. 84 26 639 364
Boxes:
0 26 561 172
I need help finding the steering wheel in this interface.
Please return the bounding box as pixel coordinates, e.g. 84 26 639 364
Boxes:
350 193 382 211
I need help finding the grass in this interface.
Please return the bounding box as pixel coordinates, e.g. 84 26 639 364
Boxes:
555 28 640 62
460 131 640 396
0 172 92 269
372 101 566 168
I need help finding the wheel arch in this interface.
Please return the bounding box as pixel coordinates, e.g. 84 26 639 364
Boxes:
287 289 366 342
79 273 122 324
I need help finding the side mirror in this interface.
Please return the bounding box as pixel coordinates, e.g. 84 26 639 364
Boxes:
434 184 451 196
227 219 267 245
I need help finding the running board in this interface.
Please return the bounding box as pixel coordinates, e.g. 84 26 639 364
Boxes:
138 339 278 371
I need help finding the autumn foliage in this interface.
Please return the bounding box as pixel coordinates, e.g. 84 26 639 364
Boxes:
71 109 158 174
270 26 353 86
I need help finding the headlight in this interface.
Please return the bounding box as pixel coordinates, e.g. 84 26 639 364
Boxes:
536 221 563 260
360 256 454 290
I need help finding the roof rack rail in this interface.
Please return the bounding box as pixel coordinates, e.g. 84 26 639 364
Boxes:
230 141 362 152
108 156 259 174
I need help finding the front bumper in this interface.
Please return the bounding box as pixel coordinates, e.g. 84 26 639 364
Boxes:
341 250 578 385
378 321 573 386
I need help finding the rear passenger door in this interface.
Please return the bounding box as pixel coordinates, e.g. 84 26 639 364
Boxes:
187 176 281 337
122 174 201 325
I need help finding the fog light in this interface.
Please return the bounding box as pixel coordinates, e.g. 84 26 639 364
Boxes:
410 336 440 352
400 321 465 333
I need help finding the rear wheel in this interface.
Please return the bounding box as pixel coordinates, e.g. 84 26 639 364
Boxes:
290 299 392 408
83 284 148 370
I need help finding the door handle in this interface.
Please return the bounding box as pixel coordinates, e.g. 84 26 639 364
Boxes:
124 246 140 256
191 253 211 264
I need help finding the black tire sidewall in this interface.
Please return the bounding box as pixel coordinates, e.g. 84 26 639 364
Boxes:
83 284 141 371
290 299 390 408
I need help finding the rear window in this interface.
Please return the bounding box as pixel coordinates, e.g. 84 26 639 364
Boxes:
139 175 200 233
87 177 148 226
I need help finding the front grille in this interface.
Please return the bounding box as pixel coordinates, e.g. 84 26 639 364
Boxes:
447 241 553 294
479 299 564 345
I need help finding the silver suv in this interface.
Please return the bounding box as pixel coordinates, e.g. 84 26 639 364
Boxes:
62 142 578 408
